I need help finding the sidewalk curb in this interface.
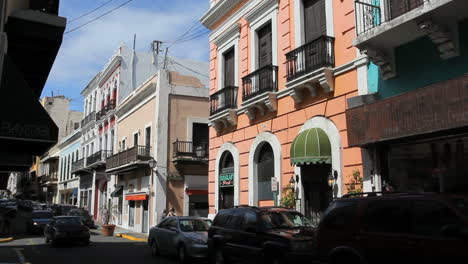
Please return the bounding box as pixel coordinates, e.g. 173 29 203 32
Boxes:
0 237 13 243
115 233 147 242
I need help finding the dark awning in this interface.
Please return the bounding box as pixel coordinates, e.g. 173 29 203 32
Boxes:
0 55 58 160
290 128 332 165
111 185 123 197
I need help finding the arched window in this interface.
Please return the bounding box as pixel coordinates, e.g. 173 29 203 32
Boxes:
219 151 234 209
257 143 274 201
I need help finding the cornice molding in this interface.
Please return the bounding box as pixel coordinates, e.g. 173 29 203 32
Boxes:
245 0 278 24
200 0 243 29
212 22 241 48
97 55 121 87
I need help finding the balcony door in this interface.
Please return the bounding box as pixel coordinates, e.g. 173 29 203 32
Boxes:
303 0 326 72
223 48 235 87
389 0 424 19
257 22 272 68
192 123 208 154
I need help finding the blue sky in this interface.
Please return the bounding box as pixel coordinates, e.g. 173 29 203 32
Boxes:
43 0 211 111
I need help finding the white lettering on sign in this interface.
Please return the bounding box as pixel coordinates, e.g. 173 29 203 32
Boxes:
0 121 49 139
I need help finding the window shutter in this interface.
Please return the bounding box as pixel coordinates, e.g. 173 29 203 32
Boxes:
257 23 272 68
303 0 326 43
223 48 235 87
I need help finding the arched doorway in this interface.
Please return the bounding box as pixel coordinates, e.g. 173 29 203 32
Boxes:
256 143 275 203
219 151 234 209
291 127 333 225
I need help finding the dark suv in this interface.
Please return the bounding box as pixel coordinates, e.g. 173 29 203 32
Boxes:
208 206 318 264
316 192 468 264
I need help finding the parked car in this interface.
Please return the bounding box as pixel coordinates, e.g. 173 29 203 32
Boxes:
316 192 468 264
28 210 54 234
44 216 90 246
208 206 318 264
52 204 77 216
68 209 95 228
148 216 212 263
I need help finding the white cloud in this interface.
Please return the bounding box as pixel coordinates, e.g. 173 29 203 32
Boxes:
47 4 209 91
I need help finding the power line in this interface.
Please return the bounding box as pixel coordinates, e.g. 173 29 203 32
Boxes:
67 0 115 24
65 0 135 35
169 58 209 78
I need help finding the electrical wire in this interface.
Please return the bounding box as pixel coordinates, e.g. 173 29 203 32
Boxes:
169 57 209 78
67 0 115 24
65 0 135 35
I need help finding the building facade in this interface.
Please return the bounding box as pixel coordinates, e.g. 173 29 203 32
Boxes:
108 56 209 233
348 0 468 194
201 0 366 221
57 129 82 205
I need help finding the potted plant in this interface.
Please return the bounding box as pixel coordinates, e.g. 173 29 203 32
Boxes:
100 207 116 236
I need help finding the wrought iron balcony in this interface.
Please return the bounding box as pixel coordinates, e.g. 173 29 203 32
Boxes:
355 0 428 35
81 111 96 127
286 36 335 82
86 150 112 167
106 146 152 171
30 0 60 15
71 158 85 173
242 65 278 102
173 140 208 159
108 99 116 111
210 86 238 116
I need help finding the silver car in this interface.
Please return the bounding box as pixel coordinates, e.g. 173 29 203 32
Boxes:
148 216 212 263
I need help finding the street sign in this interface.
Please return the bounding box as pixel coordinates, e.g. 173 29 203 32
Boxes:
271 177 278 192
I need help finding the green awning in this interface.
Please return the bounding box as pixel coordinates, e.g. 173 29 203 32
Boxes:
290 128 332 165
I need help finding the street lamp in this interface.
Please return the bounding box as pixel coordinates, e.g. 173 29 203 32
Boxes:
328 170 337 188
289 176 295 185
148 159 157 170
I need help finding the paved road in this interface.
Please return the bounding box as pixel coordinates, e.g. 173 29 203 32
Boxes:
0 232 179 264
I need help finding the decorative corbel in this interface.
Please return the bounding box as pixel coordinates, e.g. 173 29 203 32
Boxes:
418 19 458 60
264 92 277 112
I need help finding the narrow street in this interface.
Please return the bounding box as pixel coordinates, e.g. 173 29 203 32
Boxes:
0 232 177 264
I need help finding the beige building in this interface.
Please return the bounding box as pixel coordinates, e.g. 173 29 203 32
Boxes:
107 58 209 233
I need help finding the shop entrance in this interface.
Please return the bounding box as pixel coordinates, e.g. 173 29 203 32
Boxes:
300 164 332 225
219 151 235 210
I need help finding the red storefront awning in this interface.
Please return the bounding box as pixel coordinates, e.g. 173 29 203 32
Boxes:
185 189 208 196
125 194 147 201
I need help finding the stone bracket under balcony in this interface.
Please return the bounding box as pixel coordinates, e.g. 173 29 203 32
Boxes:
210 109 238 133
285 68 335 104
361 47 396 80
242 92 278 120
417 19 459 60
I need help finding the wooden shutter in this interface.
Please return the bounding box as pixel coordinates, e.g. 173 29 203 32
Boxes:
303 0 326 43
257 22 272 68
223 48 235 87
389 0 423 19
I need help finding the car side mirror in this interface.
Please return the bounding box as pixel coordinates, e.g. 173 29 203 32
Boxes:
169 227 178 232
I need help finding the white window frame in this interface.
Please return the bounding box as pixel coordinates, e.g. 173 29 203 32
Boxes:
214 23 240 90
248 3 278 70
294 0 335 48
186 117 209 142
132 130 140 147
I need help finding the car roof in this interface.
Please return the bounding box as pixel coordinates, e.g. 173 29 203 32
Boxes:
167 216 210 220
32 210 53 213
53 216 80 219
337 192 467 201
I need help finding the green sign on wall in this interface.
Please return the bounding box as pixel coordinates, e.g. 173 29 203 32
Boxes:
220 167 234 187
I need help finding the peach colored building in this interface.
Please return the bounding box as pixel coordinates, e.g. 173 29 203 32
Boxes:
107 58 209 233
201 0 368 221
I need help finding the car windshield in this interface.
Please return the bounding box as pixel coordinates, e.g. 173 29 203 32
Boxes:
32 212 53 219
179 219 212 232
55 217 82 225
261 211 313 229
450 197 468 217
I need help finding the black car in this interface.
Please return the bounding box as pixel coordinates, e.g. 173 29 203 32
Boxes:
68 209 95 228
208 206 318 264
28 210 54 234
316 192 468 264
44 216 90 246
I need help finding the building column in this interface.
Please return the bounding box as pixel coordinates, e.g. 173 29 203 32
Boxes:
91 171 96 218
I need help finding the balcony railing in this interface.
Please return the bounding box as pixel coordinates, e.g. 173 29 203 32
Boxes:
355 0 428 35
210 86 238 116
46 173 58 183
71 158 85 172
242 65 278 102
286 36 335 82
86 150 112 166
30 0 60 15
106 146 152 170
81 111 96 127
173 140 208 159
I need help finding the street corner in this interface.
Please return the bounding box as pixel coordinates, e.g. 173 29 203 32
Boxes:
0 237 14 243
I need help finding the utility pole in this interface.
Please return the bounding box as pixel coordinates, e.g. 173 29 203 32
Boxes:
152 40 163 55
163 48 169 69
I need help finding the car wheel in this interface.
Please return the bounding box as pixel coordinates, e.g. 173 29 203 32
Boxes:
45 236 49 244
215 248 227 264
150 240 160 257
178 245 188 264
330 252 361 264
84 239 90 246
